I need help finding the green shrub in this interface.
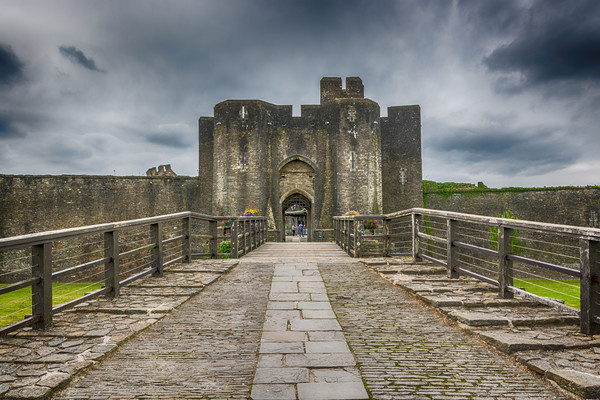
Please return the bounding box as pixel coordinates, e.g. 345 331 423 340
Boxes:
489 209 525 255
219 240 231 254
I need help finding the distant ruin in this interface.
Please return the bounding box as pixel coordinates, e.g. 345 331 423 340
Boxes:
146 164 177 177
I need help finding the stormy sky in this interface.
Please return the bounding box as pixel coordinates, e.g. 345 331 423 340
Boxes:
0 0 598 188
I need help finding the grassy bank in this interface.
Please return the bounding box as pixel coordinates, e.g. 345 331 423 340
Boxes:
0 282 104 327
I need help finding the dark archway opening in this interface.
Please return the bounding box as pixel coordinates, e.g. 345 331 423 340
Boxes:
281 193 312 242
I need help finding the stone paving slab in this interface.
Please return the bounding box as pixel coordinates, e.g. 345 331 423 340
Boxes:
476 327 598 352
0 260 238 400
252 260 368 400
297 382 370 400
70 294 190 314
365 257 600 399
445 307 580 327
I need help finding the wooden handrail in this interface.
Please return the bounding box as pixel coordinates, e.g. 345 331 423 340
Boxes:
0 211 268 335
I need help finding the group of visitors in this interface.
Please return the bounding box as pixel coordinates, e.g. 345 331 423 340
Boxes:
291 222 306 237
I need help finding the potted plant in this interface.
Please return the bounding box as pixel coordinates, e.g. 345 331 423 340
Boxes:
242 206 260 216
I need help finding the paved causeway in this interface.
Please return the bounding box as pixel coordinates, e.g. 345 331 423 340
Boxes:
45 243 568 399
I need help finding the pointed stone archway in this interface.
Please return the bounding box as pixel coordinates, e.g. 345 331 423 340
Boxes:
281 191 312 242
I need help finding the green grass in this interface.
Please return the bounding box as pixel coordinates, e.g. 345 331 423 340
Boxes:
514 278 580 309
0 282 104 327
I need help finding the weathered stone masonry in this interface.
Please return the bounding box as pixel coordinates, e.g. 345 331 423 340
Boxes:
425 187 600 228
0 175 209 238
199 77 423 241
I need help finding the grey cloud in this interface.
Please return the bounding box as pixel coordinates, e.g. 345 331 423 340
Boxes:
0 43 24 85
145 133 191 148
0 116 21 138
0 109 51 139
457 0 526 36
58 46 105 72
483 0 600 91
429 126 578 176
1 0 598 186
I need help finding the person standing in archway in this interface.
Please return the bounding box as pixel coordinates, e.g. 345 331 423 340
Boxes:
298 222 304 237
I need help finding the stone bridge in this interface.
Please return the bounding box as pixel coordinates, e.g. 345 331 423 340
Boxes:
1 242 598 399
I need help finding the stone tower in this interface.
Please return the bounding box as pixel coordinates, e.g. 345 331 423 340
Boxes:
199 77 422 241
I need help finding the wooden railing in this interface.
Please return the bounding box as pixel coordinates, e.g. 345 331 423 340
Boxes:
334 208 600 334
0 212 267 335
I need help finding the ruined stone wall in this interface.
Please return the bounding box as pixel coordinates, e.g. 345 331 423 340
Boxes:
424 187 600 228
0 175 209 238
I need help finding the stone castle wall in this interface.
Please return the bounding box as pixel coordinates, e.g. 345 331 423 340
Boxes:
0 175 210 238
1 175 597 240
424 187 600 228
199 77 423 240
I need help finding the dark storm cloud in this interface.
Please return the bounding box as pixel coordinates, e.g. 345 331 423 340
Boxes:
0 43 24 85
0 116 21 138
58 46 105 72
483 0 600 92
44 142 93 165
458 0 526 36
0 110 54 139
430 126 578 176
145 133 191 148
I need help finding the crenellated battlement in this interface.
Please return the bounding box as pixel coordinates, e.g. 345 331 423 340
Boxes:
320 77 364 104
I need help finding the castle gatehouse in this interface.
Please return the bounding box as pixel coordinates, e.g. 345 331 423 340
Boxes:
199 77 423 240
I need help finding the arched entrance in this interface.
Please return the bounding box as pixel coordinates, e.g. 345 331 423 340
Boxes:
278 156 316 242
281 192 312 241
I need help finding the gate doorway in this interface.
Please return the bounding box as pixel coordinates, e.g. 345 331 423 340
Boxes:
281 192 312 242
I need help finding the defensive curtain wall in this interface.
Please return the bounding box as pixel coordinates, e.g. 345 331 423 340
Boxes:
1 175 597 241
199 77 423 241
425 186 600 228
0 175 209 238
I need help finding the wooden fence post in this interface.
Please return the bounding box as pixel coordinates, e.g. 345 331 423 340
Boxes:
346 220 351 255
231 220 239 258
32 243 52 330
256 220 260 246
383 218 391 257
250 219 257 250
412 213 421 262
353 219 360 258
334 220 338 245
446 219 459 278
241 220 247 255
183 217 192 263
498 226 514 299
151 222 164 276
104 230 120 298
208 219 217 259
580 239 600 334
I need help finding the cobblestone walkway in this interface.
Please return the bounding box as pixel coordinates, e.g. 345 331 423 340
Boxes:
52 262 273 399
319 262 569 400
6 243 583 399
